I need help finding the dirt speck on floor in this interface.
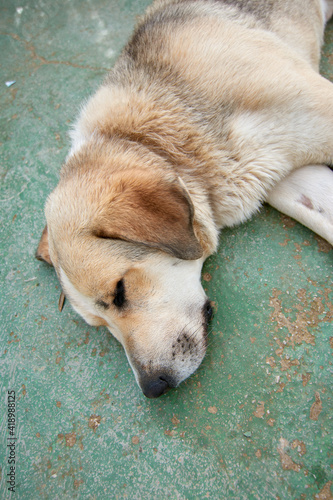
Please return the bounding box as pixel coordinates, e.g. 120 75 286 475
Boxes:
315 481 333 500
291 440 306 456
208 406 218 414
268 286 332 349
280 356 300 371
309 392 322 421
88 415 101 432
74 479 84 490
302 373 311 386
278 449 301 472
280 214 296 228
266 356 276 367
315 236 332 253
253 402 265 418
171 415 180 426
65 432 76 447
277 439 301 472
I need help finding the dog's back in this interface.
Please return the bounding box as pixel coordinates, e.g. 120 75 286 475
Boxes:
134 0 326 69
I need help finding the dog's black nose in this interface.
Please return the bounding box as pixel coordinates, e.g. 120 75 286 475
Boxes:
203 300 214 323
142 377 170 398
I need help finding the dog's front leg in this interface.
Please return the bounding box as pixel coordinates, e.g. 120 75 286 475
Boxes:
266 164 333 245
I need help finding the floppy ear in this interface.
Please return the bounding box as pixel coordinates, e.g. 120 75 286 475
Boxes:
36 225 53 265
93 171 203 260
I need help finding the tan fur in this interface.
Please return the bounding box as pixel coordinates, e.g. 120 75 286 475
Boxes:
37 0 333 398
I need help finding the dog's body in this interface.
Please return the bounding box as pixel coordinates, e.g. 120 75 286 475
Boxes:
37 0 333 397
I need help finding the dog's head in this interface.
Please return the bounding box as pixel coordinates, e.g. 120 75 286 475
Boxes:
37 141 213 398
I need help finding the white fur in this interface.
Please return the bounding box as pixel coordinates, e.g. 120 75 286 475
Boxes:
266 165 333 245
59 255 208 387
321 0 333 22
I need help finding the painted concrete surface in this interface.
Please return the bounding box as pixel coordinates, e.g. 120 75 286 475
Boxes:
0 1 332 498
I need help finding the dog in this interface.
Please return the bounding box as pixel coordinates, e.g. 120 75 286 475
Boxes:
36 0 333 398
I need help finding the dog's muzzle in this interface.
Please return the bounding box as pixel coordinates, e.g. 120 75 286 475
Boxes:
138 301 213 398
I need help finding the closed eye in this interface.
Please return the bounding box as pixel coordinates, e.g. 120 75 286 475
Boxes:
113 279 126 308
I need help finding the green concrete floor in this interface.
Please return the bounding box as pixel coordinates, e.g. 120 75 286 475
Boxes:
1 1 332 498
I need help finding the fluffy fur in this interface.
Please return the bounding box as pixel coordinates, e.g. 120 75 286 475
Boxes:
37 0 333 398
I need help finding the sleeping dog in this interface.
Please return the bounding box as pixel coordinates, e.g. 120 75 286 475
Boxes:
37 0 333 398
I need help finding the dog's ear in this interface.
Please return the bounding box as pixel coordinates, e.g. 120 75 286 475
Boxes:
36 225 53 265
94 171 203 260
